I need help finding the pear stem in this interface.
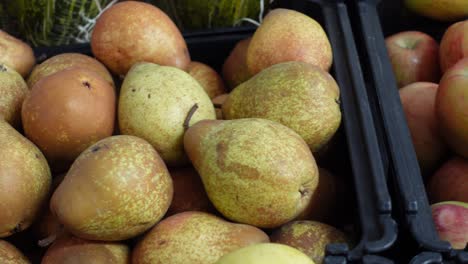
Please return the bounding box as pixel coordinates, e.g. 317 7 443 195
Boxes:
37 225 64 247
184 103 199 131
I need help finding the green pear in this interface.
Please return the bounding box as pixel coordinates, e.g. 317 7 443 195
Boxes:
50 135 173 241
119 62 216 166
41 235 130 264
184 118 319 228
132 211 269 264
215 243 315 264
0 240 30 264
270 221 349 264
223 61 341 153
0 64 28 127
0 120 51 238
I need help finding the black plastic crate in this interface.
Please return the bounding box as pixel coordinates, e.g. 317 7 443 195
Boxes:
25 0 396 262
350 0 468 263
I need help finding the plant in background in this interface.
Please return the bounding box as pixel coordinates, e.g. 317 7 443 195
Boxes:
5 0 117 47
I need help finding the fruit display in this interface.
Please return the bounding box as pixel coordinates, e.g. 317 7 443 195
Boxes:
0 1 368 263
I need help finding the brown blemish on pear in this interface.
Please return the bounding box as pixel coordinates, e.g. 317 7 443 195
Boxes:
132 211 269 264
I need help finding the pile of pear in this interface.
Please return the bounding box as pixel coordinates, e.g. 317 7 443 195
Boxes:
0 2 349 264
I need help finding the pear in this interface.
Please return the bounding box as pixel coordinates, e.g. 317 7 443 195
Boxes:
0 64 28 127
41 235 130 264
119 62 216 166
212 93 229 120
405 0 468 22
27 53 114 89
0 240 29 264
247 8 332 75
132 211 269 264
270 221 348 264
184 118 319 228
50 135 173 241
0 30 35 78
222 37 252 90
223 61 341 153
0 121 51 238
187 61 226 99
214 243 315 264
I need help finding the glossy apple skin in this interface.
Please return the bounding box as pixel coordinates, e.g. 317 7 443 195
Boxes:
431 201 468 250
428 156 468 204
385 31 440 88
439 20 468 73
435 57 468 158
399 82 448 175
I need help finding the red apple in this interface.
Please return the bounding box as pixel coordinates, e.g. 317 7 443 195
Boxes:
431 201 468 249
439 20 468 73
385 31 440 88
427 156 468 204
399 82 448 175
436 57 468 158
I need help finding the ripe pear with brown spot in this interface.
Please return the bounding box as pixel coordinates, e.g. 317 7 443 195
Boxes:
50 135 173 241
41 235 130 264
27 53 114 89
270 221 348 264
0 64 28 127
119 62 216 166
0 121 51 238
187 61 226 99
22 66 116 172
0 240 30 264
91 1 190 75
222 37 252 90
247 8 332 75
223 61 341 152
0 30 35 78
184 118 319 228
132 211 269 264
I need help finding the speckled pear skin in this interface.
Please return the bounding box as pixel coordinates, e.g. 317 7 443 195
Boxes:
270 221 348 264
41 235 130 264
223 61 341 152
132 211 269 264
0 65 28 128
214 243 316 264
0 240 30 264
0 121 51 238
247 8 332 75
50 135 173 241
184 118 319 228
119 62 216 166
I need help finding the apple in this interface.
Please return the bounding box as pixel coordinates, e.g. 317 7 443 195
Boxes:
431 201 468 250
435 57 468 158
385 31 440 88
427 156 468 204
399 82 448 175
405 0 468 22
439 20 468 73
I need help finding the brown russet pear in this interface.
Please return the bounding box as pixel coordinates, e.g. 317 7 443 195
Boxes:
223 61 341 152
222 37 252 90
270 221 348 264
0 64 28 127
27 53 114 89
247 9 332 75
0 240 30 264
166 167 215 216
50 135 173 241
132 211 269 264
119 62 216 166
41 235 130 264
0 30 35 78
21 66 116 171
91 1 190 75
187 61 226 99
0 121 51 238
184 118 319 228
